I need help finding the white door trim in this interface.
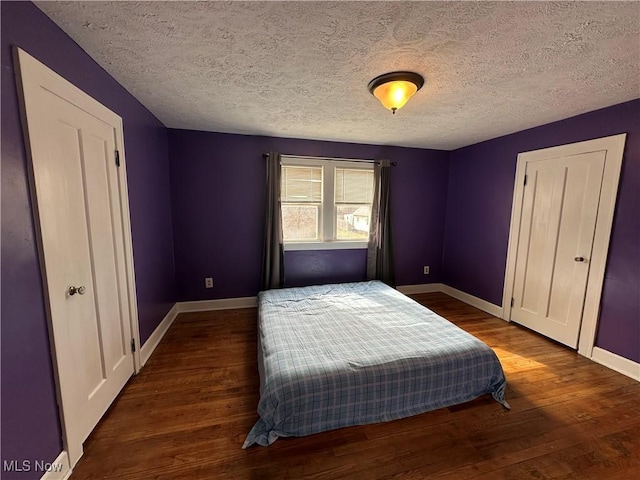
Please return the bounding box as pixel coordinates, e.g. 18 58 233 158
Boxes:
14 47 141 466
502 134 626 358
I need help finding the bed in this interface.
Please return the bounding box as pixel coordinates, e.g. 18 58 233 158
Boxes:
243 281 509 448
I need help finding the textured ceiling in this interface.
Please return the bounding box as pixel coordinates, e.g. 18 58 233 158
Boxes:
36 1 639 150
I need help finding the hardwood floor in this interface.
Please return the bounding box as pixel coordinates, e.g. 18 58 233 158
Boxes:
70 293 640 479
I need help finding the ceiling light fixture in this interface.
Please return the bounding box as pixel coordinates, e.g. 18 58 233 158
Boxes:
368 71 424 114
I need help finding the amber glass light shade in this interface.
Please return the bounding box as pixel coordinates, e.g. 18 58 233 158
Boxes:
368 72 424 114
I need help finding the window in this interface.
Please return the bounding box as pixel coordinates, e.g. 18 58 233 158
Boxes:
281 165 322 241
281 157 374 250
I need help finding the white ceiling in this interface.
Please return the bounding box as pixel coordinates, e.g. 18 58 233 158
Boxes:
36 1 639 150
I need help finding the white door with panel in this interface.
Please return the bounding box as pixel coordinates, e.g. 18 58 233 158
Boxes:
511 152 606 347
16 49 138 466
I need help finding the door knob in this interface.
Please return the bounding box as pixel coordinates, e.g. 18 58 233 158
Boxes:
68 285 86 296
574 256 586 263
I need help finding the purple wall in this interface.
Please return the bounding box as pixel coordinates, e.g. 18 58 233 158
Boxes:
443 99 640 363
285 250 367 287
168 129 449 301
1 2 176 474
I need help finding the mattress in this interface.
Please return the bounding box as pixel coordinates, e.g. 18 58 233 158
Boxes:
243 281 509 447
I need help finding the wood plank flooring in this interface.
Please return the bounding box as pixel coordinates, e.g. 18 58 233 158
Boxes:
70 293 640 479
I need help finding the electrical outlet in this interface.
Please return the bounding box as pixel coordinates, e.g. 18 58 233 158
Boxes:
205 277 214 288
423 266 430 275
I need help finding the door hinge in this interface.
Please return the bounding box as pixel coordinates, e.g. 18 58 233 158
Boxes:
523 174 527 186
131 338 136 353
115 149 121 167
510 297 514 307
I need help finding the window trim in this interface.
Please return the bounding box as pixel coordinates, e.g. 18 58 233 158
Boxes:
283 241 368 251
281 156 373 251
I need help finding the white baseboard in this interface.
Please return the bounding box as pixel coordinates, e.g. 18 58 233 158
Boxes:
171 290 638 383
397 283 502 318
138 298 257 367
140 304 179 366
591 346 640 381
397 283 444 295
439 284 504 318
399 284 637 382
396 283 503 318
40 450 72 480
177 296 257 313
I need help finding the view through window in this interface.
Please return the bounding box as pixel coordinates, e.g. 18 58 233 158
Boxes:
335 168 374 241
281 165 322 241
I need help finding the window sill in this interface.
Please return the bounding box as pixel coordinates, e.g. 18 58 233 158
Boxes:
283 241 368 251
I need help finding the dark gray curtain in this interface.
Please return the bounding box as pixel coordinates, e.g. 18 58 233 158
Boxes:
261 152 284 290
367 159 395 286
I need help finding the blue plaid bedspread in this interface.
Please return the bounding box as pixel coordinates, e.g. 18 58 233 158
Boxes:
243 281 508 448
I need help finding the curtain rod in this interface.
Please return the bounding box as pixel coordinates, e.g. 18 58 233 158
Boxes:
262 153 396 166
